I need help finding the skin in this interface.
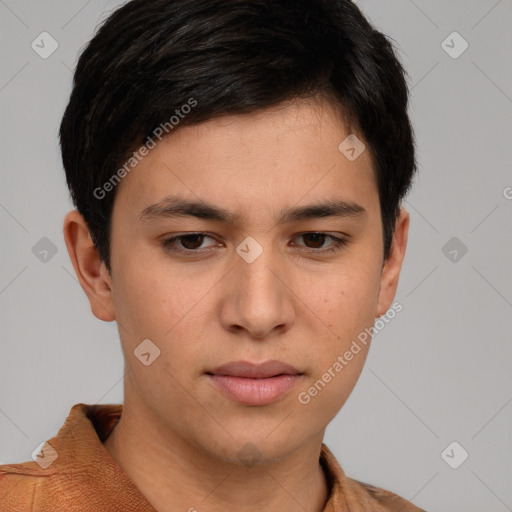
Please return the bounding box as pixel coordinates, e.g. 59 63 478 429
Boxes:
63 96 409 512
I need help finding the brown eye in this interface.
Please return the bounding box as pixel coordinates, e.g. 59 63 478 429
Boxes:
162 233 219 254
177 234 206 250
290 233 348 254
301 233 327 249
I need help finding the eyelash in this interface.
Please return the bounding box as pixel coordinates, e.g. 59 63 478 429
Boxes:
161 232 348 256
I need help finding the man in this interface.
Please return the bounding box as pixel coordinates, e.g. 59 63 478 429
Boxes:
0 0 425 510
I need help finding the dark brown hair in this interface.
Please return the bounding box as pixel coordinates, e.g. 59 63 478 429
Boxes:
60 0 417 272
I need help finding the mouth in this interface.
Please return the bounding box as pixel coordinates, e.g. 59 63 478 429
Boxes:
206 360 304 406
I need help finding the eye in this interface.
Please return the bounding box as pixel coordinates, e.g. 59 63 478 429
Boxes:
160 232 348 256
161 233 220 254
290 233 348 254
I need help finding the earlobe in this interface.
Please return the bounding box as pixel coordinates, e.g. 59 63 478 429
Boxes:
375 207 409 318
63 210 116 322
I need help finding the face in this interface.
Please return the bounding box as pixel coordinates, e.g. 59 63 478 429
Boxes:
66 97 408 465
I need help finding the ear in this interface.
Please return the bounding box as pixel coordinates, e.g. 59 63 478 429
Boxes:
63 210 116 322
375 207 409 318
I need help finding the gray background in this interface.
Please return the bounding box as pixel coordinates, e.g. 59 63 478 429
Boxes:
1 1 511 510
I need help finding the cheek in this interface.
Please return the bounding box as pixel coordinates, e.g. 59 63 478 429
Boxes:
297 284 375 419
294 259 380 414
111 252 213 339
111 260 208 407
110 253 224 393
297 352 368 421
307 260 382 341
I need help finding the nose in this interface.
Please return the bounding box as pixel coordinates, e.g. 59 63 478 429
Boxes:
219 243 295 339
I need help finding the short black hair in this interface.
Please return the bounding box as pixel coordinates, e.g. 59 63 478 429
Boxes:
60 0 417 273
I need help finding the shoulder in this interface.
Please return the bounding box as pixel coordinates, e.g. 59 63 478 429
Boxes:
0 460 58 511
320 443 427 512
344 476 428 512
0 403 121 511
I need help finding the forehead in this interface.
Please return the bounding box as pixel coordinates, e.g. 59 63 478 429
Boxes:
112 98 378 223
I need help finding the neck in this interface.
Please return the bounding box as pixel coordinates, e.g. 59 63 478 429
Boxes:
103 399 329 512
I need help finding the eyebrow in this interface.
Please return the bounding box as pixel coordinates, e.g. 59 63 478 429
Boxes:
139 196 367 225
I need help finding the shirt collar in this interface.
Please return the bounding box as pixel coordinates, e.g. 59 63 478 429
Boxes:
16 403 358 511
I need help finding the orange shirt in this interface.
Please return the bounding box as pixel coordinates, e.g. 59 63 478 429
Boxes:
0 403 425 511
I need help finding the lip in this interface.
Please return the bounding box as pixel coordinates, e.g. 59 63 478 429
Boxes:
209 360 302 379
207 360 303 406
